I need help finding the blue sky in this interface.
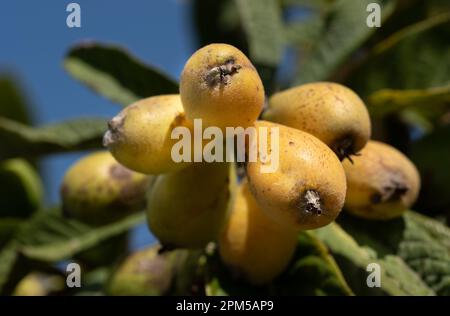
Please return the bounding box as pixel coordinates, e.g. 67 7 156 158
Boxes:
0 0 197 249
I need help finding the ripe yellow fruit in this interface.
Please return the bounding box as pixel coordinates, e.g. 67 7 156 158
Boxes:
147 162 237 249
180 43 264 131
107 245 177 296
219 181 298 285
61 151 151 226
263 82 371 160
104 95 191 174
246 121 347 230
13 273 65 296
343 140 421 220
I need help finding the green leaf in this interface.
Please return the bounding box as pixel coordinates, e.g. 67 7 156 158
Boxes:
64 43 179 107
293 0 396 85
206 231 353 295
410 126 450 214
74 267 111 295
0 76 33 124
347 13 450 96
373 12 450 55
0 159 43 218
367 84 450 117
334 211 450 295
204 250 280 296
17 211 145 262
0 241 20 294
0 219 22 247
235 0 284 66
273 231 353 295
315 221 434 295
282 0 337 10
284 16 325 48
0 117 106 160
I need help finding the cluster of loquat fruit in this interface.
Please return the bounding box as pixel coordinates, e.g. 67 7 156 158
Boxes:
60 44 420 289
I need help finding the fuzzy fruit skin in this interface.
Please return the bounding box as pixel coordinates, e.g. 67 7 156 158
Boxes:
104 95 190 174
343 141 421 220
147 162 237 249
263 82 371 160
246 121 347 231
107 245 177 296
180 43 264 131
61 151 151 226
219 181 298 285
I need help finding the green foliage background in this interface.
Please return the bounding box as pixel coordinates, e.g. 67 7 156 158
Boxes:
0 0 449 296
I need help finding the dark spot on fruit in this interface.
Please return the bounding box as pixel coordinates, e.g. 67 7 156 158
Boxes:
371 193 382 204
289 141 295 146
135 255 165 275
110 164 132 181
119 177 149 207
382 182 409 202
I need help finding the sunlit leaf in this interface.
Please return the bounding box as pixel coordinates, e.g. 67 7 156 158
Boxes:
0 117 106 160
331 211 450 295
367 84 450 117
293 0 396 85
373 12 450 55
64 43 179 107
235 0 284 66
18 211 145 262
315 220 434 295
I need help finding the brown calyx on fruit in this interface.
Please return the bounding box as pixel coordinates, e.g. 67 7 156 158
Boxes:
205 58 242 87
298 189 323 216
332 134 359 162
103 113 125 148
